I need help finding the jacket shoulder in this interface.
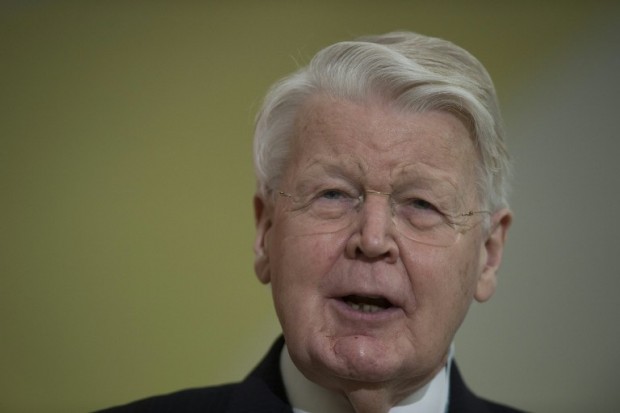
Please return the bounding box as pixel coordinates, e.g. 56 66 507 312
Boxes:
449 362 529 413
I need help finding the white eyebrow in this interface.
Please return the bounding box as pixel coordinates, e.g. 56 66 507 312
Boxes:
392 160 457 183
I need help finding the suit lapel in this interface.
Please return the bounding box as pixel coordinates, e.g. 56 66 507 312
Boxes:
224 337 292 413
448 362 493 413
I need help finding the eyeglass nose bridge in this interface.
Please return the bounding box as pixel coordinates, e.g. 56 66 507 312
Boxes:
365 189 392 198
359 189 396 215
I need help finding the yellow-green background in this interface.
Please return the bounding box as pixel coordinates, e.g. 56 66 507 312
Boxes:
2 2 619 412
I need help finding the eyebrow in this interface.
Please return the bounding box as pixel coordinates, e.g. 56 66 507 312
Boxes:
293 158 464 196
390 163 460 192
298 157 365 179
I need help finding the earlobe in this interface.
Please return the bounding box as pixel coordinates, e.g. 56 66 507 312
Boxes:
474 209 512 302
253 194 273 284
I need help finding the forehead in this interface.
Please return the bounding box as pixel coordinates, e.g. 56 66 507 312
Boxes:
286 95 478 187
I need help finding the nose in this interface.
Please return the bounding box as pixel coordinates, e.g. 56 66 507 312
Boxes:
344 190 399 263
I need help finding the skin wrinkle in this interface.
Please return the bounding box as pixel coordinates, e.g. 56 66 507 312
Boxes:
253 94 510 413
293 96 476 196
279 157 476 241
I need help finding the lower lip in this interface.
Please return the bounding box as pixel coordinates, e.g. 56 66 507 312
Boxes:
329 298 404 324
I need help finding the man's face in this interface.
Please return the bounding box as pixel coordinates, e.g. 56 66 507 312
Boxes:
253 94 510 394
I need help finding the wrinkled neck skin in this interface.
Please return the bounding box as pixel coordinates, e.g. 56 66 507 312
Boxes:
346 386 403 413
317 361 445 413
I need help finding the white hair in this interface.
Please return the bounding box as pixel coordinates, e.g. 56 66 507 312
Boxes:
253 31 511 211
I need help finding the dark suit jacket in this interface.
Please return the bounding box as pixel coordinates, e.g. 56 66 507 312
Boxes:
96 337 525 412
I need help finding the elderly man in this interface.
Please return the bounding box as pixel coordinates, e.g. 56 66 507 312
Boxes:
99 31 521 413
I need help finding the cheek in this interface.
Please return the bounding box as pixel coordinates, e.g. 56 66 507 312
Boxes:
270 231 348 347
457 238 485 294
401 241 481 315
269 225 345 306
274 220 345 275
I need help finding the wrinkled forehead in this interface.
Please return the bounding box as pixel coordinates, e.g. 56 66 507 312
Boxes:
283 95 479 192
288 156 460 193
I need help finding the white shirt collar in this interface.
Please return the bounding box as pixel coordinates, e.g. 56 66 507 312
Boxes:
280 344 454 413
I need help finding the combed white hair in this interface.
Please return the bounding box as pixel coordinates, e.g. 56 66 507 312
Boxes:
253 31 511 211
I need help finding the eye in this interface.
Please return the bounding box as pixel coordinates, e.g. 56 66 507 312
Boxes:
409 198 439 212
398 197 447 230
309 187 358 219
319 189 350 200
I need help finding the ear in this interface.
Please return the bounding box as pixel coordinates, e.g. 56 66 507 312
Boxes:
474 208 512 302
253 194 273 284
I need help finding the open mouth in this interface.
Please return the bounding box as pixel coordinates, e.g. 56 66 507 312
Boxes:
341 295 393 313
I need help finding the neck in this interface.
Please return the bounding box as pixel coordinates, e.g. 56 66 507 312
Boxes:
337 370 439 413
281 344 452 413
343 386 405 413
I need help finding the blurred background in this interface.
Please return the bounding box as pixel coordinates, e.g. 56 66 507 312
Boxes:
2 1 619 412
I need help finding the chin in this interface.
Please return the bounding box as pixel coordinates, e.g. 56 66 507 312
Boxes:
307 333 407 384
